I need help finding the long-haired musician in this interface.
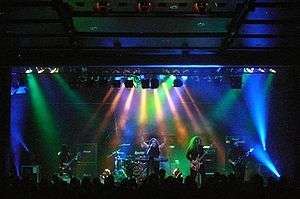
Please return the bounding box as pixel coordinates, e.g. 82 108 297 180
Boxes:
186 136 205 186
141 137 166 176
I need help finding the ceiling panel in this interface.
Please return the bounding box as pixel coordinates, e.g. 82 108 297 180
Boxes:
73 17 231 33
6 23 65 34
6 7 59 20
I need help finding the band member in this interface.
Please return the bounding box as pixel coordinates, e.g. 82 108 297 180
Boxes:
186 136 205 186
141 137 166 176
58 144 73 177
228 141 247 181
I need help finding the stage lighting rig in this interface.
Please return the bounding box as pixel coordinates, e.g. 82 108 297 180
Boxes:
36 67 45 74
125 79 134 88
24 67 32 74
192 0 209 14
141 79 150 89
111 80 121 88
150 78 159 89
173 78 183 87
137 0 152 12
94 1 110 13
48 67 59 74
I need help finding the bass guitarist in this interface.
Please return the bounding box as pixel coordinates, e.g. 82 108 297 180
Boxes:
58 144 79 177
186 136 205 186
228 141 253 182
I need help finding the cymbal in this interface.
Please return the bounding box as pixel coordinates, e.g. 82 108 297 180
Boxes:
134 151 145 155
119 143 131 147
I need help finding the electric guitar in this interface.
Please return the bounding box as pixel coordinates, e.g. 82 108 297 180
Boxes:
191 144 212 171
230 148 254 166
60 152 81 172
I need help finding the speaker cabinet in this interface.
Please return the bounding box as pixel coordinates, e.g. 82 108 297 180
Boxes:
203 148 217 174
76 143 97 163
21 165 40 183
75 163 97 179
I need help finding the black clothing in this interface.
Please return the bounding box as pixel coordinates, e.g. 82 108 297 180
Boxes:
186 145 205 180
58 151 72 177
228 145 247 181
146 145 160 175
186 145 204 161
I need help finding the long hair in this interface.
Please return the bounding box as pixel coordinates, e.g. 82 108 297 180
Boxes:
186 136 201 153
149 138 159 147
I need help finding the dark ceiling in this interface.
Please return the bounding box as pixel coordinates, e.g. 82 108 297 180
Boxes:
1 0 299 66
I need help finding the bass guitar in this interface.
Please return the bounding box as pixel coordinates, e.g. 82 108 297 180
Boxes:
60 152 81 172
230 148 254 166
191 144 212 171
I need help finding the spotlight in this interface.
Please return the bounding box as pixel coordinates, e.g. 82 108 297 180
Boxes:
36 67 45 74
124 80 134 88
244 68 254 73
173 78 183 87
181 76 188 81
24 67 32 74
111 80 121 88
158 75 166 80
48 67 59 74
269 69 277 74
258 68 265 73
229 76 242 89
141 79 150 89
150 78 159 89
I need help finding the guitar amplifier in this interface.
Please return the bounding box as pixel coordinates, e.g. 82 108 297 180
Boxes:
74 162 97 179
203 148 217 174
76 143 97 163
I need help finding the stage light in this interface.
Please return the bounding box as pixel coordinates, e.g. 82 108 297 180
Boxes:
36 67 45 74
141 79 150 89
111 80 121 88
48 67 59 74
150 78 159 89
258 68 265 73
124 80 134 88
173 79 183 87
229 76 242 89
244 68 254 73
181 76 188 81
159 75 166 80
269 69 277 74
170 75 176 81
24 67 32 74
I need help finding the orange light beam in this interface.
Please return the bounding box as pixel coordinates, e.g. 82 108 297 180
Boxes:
174 87 202 134
95 86 125 140
162 83 188 146
84 88 113 130
154 89 168 139
183 85 225 165
119 88 135 130
136 89 147 144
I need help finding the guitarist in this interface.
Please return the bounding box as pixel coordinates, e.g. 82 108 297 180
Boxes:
58 144 74 177
228 141 248 182
186 136 205 186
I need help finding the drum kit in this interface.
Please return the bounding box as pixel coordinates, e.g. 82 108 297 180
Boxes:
108 143 168 180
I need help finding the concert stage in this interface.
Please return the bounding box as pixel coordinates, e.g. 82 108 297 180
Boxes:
6 65 296 183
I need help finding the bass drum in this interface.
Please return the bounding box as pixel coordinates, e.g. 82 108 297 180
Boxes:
132 161 147 183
